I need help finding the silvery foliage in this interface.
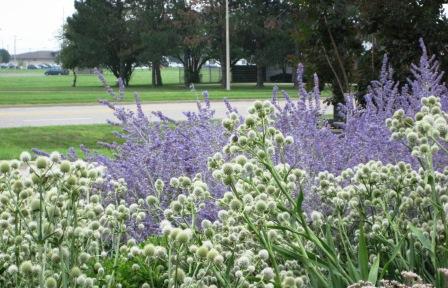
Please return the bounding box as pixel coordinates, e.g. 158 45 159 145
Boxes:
0 153 147 287
123 101 309 288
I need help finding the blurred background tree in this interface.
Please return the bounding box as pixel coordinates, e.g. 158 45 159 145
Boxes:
292 0 363 118
357 0 448 86
131 0 181 87
233 0 295 88
0 49 10 63
64 0 142 86
60 0 448 118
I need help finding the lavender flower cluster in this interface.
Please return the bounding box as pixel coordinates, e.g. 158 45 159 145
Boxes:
92 40 448 234
92 93 226 234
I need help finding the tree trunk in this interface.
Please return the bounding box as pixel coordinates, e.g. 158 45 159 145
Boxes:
155 61 163 86
72 68 77 87
282 64 287 81
151 61 164 87
117 61 132 87
183 51 203 86
256 64 264 88
119 61 125 85
184 66 201 86
190 69 200 83
220 56 227 88
331 79 346 122
292 66 299 88
151 64 156 86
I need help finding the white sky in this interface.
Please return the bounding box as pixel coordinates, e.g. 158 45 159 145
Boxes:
0 0 75 54
0 2 447 55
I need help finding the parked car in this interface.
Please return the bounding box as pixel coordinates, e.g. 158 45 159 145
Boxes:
270 73 293 83
27 64 39 70
44 68 69 75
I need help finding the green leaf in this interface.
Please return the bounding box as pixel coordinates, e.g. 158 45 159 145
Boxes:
368 255 380 284
272 244 329 269
331 224 360 280
358 224 369 280
295 189 304 214
410 226 432 252
272 245 331 287
379 239 404 280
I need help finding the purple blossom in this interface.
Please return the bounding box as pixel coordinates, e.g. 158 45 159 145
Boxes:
94 67 125 101
89 95 226 236
90 40 448 237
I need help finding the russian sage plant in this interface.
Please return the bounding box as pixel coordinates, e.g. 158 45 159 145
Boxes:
93 93 225 237
92 41 448 239
120 96 448 287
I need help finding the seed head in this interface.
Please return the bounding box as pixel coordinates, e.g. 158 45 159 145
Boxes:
19 261 33 275
45 277 57 288
20 151 32 162
0 161 10 174
36 156 48 169
196 245 209 258
60 160 71 173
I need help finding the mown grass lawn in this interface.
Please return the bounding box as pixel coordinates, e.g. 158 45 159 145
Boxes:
0 68 330 105
0 124 119 160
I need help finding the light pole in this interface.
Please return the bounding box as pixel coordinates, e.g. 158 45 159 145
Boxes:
225 0 231 91
13 35 17 63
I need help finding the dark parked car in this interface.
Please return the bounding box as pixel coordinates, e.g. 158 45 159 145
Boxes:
27 64 39 70
44 68 69 75
270 73 293 83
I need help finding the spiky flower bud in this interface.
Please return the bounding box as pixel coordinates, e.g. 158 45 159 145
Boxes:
45 277 57 288
36 156 48 169
20 151 32 162
19 261 33 275
0 161 10 174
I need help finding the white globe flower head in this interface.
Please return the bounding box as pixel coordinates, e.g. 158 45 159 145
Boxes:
146 195 158 206
154 246 167 258
285 136 294 145
155 178 164 193
176 229 192 243
35 156 48 170
49 151 61 163
261 267 274 281
7 264 18 274
258 249 269 261
45 276 58 288
0 161 11 174
20 151 32 162
160 219 173 235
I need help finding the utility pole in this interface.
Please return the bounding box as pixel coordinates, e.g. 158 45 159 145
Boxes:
13 35 17 63
225 0 231 90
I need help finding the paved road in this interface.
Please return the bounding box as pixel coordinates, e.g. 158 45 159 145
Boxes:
0 100 332 128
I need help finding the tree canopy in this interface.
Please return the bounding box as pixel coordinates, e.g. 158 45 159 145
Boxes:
292 0 448 116
62 0 448 105
0 49 10 63
65 0 142 86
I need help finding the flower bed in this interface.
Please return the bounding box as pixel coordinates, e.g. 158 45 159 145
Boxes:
2 41 448 287
3 96 448 287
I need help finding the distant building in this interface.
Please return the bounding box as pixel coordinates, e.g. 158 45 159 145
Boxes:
232 62 294 83
12 50 59 66
265 64 294 82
